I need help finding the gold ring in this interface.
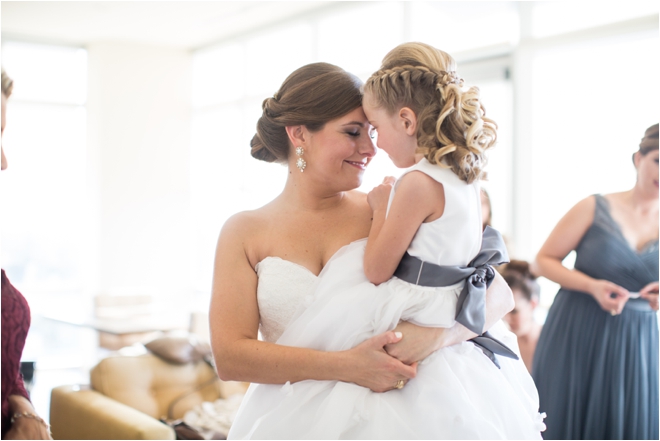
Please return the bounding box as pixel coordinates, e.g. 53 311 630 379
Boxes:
395 380 405 389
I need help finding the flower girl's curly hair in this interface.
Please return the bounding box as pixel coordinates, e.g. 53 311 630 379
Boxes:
364 42 497 183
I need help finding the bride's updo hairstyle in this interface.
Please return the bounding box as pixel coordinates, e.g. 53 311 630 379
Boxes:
251 63 363 163
364 42 497 183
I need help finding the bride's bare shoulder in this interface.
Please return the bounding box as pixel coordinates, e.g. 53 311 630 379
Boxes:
220 201 278 239
215 202 283 270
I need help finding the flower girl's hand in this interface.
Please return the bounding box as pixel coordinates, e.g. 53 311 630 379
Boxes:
384 321 443 364
345 331 417 392
639 281 659 311
588 279 629 315
367 177 396 212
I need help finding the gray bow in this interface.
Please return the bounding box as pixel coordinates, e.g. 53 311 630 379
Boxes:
470 330 517 369
394 226 509 334
455 226 509 334
393 226 517 367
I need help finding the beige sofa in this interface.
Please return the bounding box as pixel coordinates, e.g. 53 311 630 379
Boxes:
50 352 247 440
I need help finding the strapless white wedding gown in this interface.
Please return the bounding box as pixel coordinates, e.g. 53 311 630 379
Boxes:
228 242 545 439
230 162 543 439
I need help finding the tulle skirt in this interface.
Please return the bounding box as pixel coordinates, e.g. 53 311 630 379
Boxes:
229 240 545 439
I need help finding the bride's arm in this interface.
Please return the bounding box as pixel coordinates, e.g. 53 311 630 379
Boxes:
209 214 417 392
385 272 514 364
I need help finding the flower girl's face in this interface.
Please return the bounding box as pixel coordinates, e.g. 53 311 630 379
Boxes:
362 93 417 168
304 106 376 191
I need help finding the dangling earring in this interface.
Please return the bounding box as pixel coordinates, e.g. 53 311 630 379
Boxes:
295 147 307 172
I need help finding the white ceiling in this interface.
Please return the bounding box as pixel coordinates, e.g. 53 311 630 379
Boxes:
1 1 334 50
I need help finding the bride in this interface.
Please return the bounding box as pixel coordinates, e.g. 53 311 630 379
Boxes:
209 62 518 437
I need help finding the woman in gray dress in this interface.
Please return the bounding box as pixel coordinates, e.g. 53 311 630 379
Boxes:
532 123 659 439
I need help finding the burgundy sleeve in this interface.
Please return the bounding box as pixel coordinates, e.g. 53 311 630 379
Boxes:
11 370 30 401
2 269 32 431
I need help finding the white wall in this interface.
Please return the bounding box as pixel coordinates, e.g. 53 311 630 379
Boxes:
86 42 192 296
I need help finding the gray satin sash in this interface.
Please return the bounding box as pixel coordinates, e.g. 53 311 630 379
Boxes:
393 226 517 368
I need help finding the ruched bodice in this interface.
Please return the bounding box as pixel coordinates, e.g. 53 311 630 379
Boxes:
575 194 658 293
255 257 317 343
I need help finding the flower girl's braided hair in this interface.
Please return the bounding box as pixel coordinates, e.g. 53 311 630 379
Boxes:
364 43 497 183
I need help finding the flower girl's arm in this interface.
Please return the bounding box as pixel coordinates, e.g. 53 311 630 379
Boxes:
385 272 514 364
364 172 445 285
209 213 417 392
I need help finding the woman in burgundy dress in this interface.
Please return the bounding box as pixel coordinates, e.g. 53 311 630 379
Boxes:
1 69 51 440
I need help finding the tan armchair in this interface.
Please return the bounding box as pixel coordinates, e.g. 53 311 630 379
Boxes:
50 352 247 440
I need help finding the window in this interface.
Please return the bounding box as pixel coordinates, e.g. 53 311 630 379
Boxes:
318 2 404 78
531 0 658 38
1 41 88 299
190 22 316 291
411 2 519 53
1 40 92 420
527 33 658 257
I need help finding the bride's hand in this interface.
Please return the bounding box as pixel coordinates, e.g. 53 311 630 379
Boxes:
384 321 443 365
344 331 417 393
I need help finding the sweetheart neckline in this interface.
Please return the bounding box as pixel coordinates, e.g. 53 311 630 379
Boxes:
255 238 368 278
597 195 659 255
258 256 319 278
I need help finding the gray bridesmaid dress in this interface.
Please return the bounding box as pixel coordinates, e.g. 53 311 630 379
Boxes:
532 194 659 440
